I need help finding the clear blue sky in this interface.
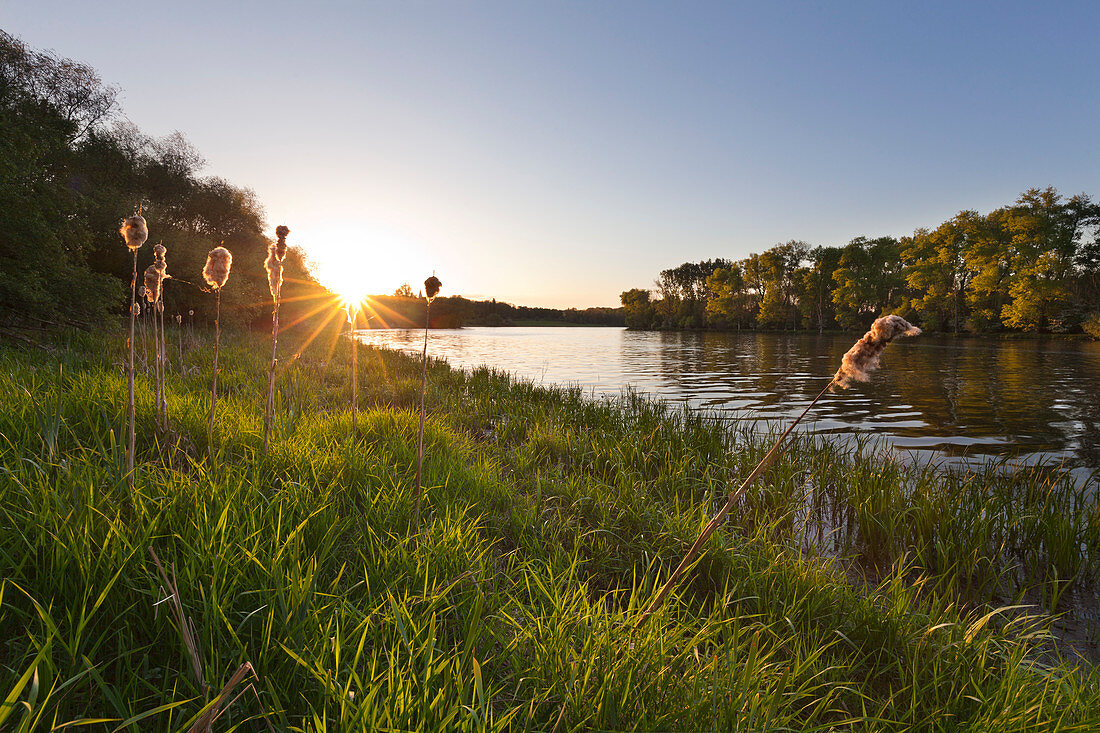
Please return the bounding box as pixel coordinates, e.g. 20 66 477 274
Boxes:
4 1 1098 307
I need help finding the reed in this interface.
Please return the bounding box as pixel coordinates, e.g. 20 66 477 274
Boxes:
202 246 232 457
1 333 1098 728
413 274 442 530
153 243 169 426
175 314 183 372
119 212 147 487
144 265 163 428
636 314 922 624
348 302 360 433
262 225 288 454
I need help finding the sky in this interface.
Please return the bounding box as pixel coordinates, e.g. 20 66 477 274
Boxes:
3 1 1099 308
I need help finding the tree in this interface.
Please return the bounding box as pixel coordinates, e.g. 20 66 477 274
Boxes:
902 212 980 333
831 236 907 330
999 188 1100 332
795 246 841 332
620 288 656 330
394 282 415 298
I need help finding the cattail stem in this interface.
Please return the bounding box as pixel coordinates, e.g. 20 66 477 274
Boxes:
127 249 137 488
152 299 162 429
177 316 183 374
413 300 431 531
207 289 221 460
263 292 281 455
351 314 358 433
635 379 835 626
158 302 167 428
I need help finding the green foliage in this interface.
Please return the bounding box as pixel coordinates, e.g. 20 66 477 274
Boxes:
1083 312 1100 340
0 30 328 334
1 332 1098 728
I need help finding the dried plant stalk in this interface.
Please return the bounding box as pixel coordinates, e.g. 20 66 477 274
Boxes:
263 228 288 455
120 213 147 488
350 306 358 433
144 266 163 429
148 547 206 695
204 247 232 458
154 244 169 426
636 315 921 625
413 275 442 530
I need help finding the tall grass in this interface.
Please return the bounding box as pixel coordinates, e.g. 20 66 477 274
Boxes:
0 330 1097 729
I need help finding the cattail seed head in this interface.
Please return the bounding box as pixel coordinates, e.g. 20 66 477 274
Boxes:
131 302 141 316
176 314 182 324
424 275 441 301
264 243 283 299
203 246 233 289
120 215 148 250
144 265 160 302
153 243 167 274
833 314 921 390
275 225 290 259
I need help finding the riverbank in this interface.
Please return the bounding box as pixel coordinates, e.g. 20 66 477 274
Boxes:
1 331 1098 729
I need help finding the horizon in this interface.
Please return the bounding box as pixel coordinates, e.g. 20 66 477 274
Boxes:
4 1 1099 308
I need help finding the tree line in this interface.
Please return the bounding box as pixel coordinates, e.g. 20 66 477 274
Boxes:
621 188 1100 336
0 30 327 336
367 288 624 329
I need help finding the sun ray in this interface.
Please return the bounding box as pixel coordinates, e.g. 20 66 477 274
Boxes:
280 294 344 334
290 304 344 362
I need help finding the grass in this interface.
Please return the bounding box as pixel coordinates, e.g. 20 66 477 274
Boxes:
0 328 1098 730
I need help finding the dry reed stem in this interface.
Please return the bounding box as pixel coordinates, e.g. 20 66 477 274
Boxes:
263 236 286 455
636 315 922 625
207 289 221 459
126 248 137 488
144 267 163 429
346 303 360 434
148 547 207 695
635 379 835 626
187 662 276 733
413 292 436 531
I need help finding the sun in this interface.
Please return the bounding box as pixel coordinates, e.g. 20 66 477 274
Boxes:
295 223 431 310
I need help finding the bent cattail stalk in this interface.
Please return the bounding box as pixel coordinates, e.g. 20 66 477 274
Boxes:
413 274 442 530
120 213 147 488
204 246 233 458
263 227 288 455
636 314 922 625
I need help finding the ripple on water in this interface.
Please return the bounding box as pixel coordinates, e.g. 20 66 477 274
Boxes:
354 327 1100 485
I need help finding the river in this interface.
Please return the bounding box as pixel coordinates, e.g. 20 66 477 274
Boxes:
353 326 1100 485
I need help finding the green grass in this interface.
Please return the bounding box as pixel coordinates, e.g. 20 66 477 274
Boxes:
0 329 1098 730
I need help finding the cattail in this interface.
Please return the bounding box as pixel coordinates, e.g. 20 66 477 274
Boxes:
120 215 148 250
264 244 283 299
205 246 233 459
144 265 161 303
637 314 923 625
203 246 232 290
275 224 289 259
414 274 442 530
833 315 921 390
121 212 148 489
424 275 441 301
263 228 289 455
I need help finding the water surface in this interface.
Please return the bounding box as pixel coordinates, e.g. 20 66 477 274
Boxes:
355 327 1100 484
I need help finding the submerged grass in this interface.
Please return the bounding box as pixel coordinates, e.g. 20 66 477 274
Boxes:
0 329 1098 730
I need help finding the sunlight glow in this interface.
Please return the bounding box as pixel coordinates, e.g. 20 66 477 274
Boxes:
295 221 434 308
